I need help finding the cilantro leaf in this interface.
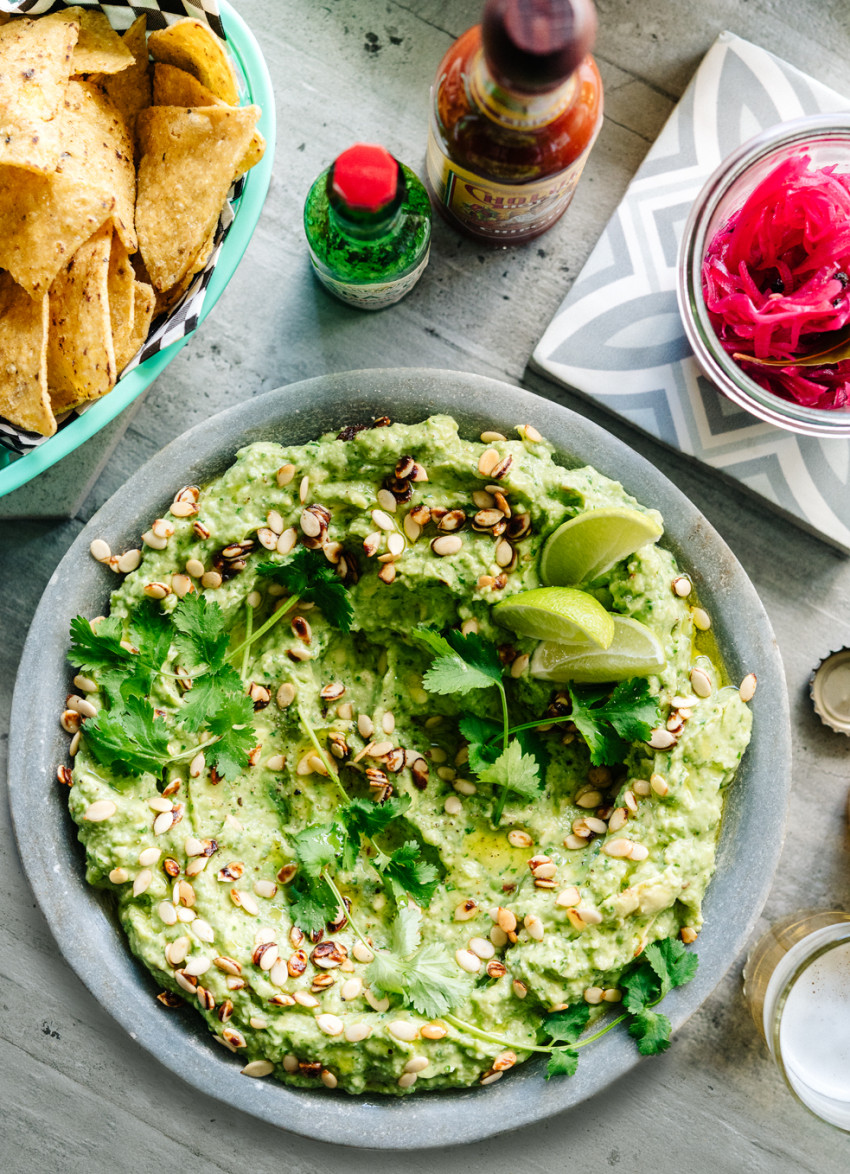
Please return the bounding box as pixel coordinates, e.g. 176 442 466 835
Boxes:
293 823 340 878
288 873 339 934
366 920 472 1019
421 656 500 697
83 695 171 776
602 679 660 743
477 740 542 800
67 615 134 675
257 548 353 632
460 714 502 774
443 629 503 682
546 1048 580 1079
177 663 247 732
544 1003 591 1045
621 962 660 1014
121 602 173 700
568 680 660 766
645 937 699 991
204 689 257 781
411 627 458 661
381 841 440 907
413 625 503 696
403 942 472 1018
176 671 229 733
336 797 412 872
171 593 230 672
568 700 626 765
389 904 422 957
628 1008 672 1055
340 795 411 841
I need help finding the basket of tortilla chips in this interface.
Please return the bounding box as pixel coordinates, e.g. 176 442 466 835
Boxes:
0 0 274 494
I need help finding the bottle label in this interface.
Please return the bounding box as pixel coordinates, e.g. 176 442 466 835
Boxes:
468 52 576 130
426 118 595 240
309 246 430 310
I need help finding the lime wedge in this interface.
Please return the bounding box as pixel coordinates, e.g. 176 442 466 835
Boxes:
529 616 666 683
493 587 615 649
539 507 664 586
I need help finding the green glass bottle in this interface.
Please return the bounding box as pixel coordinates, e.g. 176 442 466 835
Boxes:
303 143 432 310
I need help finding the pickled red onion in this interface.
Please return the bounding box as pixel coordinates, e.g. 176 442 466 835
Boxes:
701 153 850 410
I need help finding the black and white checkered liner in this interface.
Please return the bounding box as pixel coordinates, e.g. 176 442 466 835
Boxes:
0 0 240 455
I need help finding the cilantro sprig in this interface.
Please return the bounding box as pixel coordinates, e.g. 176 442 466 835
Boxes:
444 937 699 1078
284 714 440 932
255 547 354 632
413 625 543 824
542 937 699 1076
68 594 257 783
567 680 659 766
477 678 660 768
367 905 473 1018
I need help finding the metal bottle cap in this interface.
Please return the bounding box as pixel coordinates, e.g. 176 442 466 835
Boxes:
810 648 850 735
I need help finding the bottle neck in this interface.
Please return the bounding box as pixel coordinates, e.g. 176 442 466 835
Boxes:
329 202 402 241
468 47 578 130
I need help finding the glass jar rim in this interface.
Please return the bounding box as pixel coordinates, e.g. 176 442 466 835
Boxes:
677 113 850 437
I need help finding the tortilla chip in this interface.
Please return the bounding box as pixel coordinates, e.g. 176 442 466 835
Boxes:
136 104 260 291
48 223 116 412
115 280 155 373
0 79 137 295
52 7 134 75
61 79 136 251
100 15 151 141
0 270 54 436
0 16 79 173
148 18 239 105
107 230 136 370
152 63 265 177
154 224 216 317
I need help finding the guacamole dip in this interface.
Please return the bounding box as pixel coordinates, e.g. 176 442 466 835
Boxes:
64 415 753 1095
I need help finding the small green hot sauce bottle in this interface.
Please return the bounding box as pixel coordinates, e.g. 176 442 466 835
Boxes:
303 142 432 310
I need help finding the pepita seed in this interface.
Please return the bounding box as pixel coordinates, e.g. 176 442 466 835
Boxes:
371 509 394 531
388 1020 419 1042
478 448 500 477
277 528 297 555
84 799 116 822
431 534 463 557
690 667 712 698
648 728 676 750
117 548 142 573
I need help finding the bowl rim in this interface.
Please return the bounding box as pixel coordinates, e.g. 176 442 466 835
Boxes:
8 369 791 1149
0 0 276 498
677 112 850 437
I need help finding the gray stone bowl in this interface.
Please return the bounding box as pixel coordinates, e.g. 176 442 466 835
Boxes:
9 369 790 1150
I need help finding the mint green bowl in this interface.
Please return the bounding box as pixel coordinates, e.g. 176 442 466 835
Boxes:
0 0 275 498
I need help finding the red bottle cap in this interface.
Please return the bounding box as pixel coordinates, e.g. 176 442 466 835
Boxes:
331 144 399 212
482 0 597 93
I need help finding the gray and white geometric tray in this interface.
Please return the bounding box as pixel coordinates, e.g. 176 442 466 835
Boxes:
533 32 850 553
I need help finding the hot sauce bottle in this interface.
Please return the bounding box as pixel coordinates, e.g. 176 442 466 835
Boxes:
304 143 432 310
426 0 603 245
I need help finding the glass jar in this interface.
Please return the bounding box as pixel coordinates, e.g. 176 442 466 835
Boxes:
743 910 850 1131
677 114 850 438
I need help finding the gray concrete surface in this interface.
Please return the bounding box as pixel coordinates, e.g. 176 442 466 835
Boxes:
1 1 849 1170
